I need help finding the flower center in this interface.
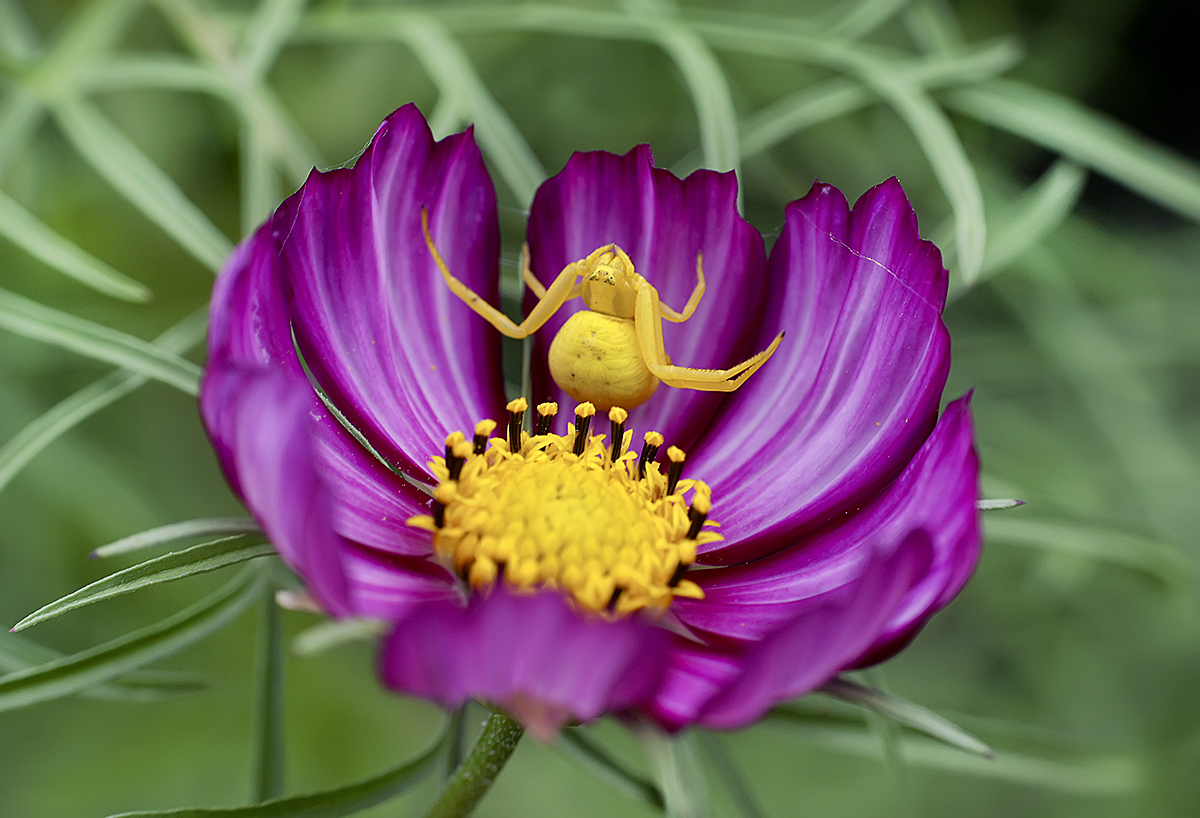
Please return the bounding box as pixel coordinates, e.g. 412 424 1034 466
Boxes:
408 398 721 616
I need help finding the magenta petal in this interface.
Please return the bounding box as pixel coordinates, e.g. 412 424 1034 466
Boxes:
525 146 768 449
379 588 670 739
692 179 950 563
279 104 506 485
692 531 932 730
673 395 980 648
341 544 457 621
199 365 351 616
203 213 434 557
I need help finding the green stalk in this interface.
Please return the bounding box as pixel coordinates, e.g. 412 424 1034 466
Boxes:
424 712 524 818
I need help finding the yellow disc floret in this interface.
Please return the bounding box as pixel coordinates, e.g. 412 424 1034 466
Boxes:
408 402 722 617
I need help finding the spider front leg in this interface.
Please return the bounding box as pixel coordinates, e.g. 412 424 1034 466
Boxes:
422 210 581 339
521 243 582 301
634 281 783 391
658 253 706 324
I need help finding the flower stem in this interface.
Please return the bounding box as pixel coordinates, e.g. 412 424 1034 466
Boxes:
424 712 524 818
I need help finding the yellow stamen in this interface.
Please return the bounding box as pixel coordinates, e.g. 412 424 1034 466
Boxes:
407 405 722 617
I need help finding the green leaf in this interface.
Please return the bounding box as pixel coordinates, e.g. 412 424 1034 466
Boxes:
736 37 1021 160
0 88 46 177
0 308 208 497
640 729 709 818
106 730 446 817
984 515 1192 589
819 677 994 759
945 79 1200 224
0 188 152 301
80 55 230 96
0 567 263 714
251 581 286 803
0 631 207 701
695 733 765 818
627 0 739 179
397 15 546 204
765 708 1143 796
858 69 986 283
559 729 665 811
977 498 1024 511
240 0 306 81
93 517 262 558
11 537 273 632
53 98 232 271
292 618 385 656
979 159 1088 277
0 287 203 395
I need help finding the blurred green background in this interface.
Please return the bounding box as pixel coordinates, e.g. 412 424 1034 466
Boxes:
2 0 1199 816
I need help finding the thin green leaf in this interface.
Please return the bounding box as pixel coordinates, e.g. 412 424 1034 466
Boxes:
94 517 262 558
858 69 985 283
984 515 1192 589
738 37 1022 159
240 119 281 235
641 729 709 818
559 729 665 811
240 0 306 80
0 0 39 64
977 498 1024 511
0 188 152 301
107 731 445 817
0 286 203 394
0 308 208 498
80 55 230 95
945 79 1200 224
292 618 384 656
694 733 765 818
12 538 273 632
0 88 45 179
980 159 1088 277
820 677 994 759
822 0 912 39
53 98 232 271
27 0 141 98
251 581 285 803
765 711 1143 796
0 567 263 713
0 631 207 701
626 0 739 179
394 14 546 204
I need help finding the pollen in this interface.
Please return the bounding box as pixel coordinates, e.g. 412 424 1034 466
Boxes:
407 401 722 616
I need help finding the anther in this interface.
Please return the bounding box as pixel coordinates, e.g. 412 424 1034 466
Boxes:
506 397 528 454
638 431 663 479
444 431 465 464
666 446 686 495
432 482 458 529
608 407 628 463
448 440 471 480
473 419 497 455
686 485 711 539
606 587 624 612
572 402 595 456
667 562 689 588
535 402 558 436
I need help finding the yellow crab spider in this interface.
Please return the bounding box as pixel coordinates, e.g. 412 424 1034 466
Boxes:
421 210 784 411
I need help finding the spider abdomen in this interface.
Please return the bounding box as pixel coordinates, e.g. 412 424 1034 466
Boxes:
548 311 658 411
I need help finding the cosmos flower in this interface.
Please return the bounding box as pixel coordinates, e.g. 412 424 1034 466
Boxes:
200 104 981 739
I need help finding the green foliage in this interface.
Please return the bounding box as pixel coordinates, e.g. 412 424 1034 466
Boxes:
1 0 1199 816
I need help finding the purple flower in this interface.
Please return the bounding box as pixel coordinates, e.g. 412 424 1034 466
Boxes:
200 105 981 739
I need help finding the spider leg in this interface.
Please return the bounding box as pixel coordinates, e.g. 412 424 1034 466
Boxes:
659 253 706 324
636 282 783 391
423 210 580 338
522 243 582 301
